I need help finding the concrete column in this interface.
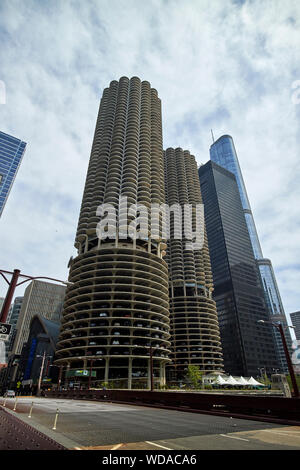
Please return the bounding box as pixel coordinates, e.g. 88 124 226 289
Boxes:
64 363 70 388
162 362 166 386
147 359 151 389
128 357 132 390
159 362 164 386
105 358 110 383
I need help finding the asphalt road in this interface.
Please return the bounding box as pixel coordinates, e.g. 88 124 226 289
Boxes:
1 397 300 450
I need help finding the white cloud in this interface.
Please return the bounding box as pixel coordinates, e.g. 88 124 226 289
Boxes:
0 0 299 314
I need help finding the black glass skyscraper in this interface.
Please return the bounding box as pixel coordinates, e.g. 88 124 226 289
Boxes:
198 161 279 376
209 134 292 373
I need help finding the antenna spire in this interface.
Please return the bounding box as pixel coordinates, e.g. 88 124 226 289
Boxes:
211 129 215 143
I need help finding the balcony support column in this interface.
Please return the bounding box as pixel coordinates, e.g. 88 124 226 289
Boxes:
105 358 110 384
128 357 132 390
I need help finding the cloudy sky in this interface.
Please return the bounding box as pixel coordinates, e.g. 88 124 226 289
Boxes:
0 0 299 326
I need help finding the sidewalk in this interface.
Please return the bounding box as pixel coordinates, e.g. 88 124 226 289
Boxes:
0 405 71 450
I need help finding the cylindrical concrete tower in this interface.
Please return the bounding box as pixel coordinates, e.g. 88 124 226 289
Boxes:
55 77 171 389
164 147 223 380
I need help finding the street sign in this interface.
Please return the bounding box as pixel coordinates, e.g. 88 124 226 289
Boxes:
0 322 12 341
66 369 96 378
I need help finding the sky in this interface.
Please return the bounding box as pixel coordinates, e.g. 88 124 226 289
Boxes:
0 0 299 328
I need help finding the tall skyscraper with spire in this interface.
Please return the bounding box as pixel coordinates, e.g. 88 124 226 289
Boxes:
0 131 26 217
210 134 292 372
199 160 279 376
55 77 171 388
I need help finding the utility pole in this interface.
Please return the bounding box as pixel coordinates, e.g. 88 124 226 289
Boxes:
37 352 46 397
278 323 299 398
0 269 20 323
257 320 299 398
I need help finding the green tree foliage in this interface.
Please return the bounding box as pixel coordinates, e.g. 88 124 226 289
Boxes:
187 365 203 389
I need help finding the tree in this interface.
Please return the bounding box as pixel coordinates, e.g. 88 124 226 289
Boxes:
187 365 203 389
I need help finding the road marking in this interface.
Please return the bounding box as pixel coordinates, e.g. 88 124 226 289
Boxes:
145 441 172 450
219 434 249 442
111 443 123 450
260 430 300 438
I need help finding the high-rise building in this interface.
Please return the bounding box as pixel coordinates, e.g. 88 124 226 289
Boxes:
12 281 66 356
6 296 23 353
1 281 65 389
18 315 60 394
164 148 223 380
210 134 292 373
55 77 171 389
0 131 26 217
198 161 279 376
290 311 300 342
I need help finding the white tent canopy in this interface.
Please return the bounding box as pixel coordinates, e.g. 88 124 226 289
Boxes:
247 376 266 386
208 374 266 387
225 375 240 385
235 376 250 385
214 375 228 385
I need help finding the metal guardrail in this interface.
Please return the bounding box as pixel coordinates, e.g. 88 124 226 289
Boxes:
0 407 66 450
45 389 300 425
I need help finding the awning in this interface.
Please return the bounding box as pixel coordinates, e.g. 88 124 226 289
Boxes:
225 375 240 385
247 376 266 386
214 375 228 385
236 376 250 385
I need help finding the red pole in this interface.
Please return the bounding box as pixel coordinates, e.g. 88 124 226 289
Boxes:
0 269 20 323
278 323 299 398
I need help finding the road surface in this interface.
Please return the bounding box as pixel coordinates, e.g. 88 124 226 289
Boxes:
1 397 300 450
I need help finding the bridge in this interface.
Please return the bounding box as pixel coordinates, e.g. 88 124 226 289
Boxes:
1 391 300 450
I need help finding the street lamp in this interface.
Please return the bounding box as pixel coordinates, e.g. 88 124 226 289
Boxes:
257 320 299 398
36 352 52 397
0 268 73 323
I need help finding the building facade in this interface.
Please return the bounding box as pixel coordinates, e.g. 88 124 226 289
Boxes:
55 77 171 389
0 131 26 217
1 281 65 389
6 296 23 353
164 148 223 380
198 161 280 377
290 311 300 342
12 281 66 356
210 134 292 373
18 315 60 394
